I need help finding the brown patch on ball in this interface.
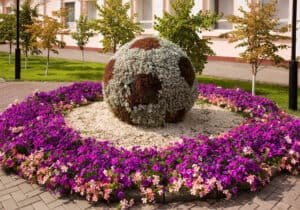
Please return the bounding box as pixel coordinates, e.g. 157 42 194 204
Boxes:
103 59 116 86
165 109 186 123
111 106 132 124
127 74 162 107
130 37 161 51
178 57 195 87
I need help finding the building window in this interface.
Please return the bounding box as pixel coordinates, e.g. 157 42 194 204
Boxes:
212 0 234 29
87 1 97 20
65 2 75 27
6 7 14 14
261 0 289 27
138 0 153 29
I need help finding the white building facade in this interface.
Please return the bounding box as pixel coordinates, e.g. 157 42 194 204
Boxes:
1 0 299 60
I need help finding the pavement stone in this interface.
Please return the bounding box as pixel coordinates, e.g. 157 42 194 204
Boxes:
19 182 35 194
11 190 27 202
17 196 42 207
0 81 299 210
239 202 259 210
53 206 66 210
272 201 291 210
0 195 11 202
47 200 66 209
40 192 57 204
33 201 50 210
73 199 92 209
21 205 35 210
0 186 19 197
62 202 82 210
1 198 18 210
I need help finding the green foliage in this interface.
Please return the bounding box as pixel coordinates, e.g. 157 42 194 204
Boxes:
26 10 68 75
0 14 15 43
92 0 144 53
154 0 219 74
221 0 289 95
71 15 94 62
0 14 16 64
20 0 40 63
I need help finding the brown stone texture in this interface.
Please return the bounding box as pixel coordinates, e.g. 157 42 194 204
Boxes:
130 37 161 51
103 59 116 86
127 74 162 107
165 109 186 123
178 57 195 87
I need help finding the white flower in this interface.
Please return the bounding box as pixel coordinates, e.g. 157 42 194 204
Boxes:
284 136 292 144
60 165 68 173
243 146 253 155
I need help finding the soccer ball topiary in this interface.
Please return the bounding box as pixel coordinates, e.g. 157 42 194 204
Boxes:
103 36 198 127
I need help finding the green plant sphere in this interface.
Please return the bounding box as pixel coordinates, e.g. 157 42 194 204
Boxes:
103 36 198 127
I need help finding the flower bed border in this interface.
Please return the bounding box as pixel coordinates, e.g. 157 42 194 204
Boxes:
0 82 299 209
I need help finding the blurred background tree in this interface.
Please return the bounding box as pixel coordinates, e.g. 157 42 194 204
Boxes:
0 14 16 64
20 0 40 69
221 0 289 95
92 0 143 53
154 0 219 74
72 15 94 62
26 10 68 76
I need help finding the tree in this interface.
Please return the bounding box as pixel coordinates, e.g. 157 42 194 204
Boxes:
154 0 219 74
221 0 289 95
71 15 94 62
26 11 67 76
92 0 143 53
20 0 40 69
0 14 16 64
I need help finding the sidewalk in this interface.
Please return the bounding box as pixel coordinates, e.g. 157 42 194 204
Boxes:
0 81 299 209
1 44 299 87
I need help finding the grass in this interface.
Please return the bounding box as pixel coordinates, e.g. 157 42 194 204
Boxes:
197 75 300 117
1 51 299 117
0 52 105 82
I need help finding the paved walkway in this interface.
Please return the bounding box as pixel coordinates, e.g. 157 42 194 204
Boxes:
0 44 299 87
0 81 300 209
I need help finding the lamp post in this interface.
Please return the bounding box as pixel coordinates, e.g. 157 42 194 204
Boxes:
15 0 21 80
289 0 298 110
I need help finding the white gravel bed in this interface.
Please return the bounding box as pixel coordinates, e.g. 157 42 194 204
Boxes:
65 102 243 149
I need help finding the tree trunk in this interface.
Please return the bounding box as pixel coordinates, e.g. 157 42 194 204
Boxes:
81 48 84 62
113 41 117 53
251 64 258 96
8 42 12 64
45 49 50 76
24 49 28 70
252 74 256 96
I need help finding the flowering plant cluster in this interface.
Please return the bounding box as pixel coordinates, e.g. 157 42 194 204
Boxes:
104 36 198 127
0 82 299 209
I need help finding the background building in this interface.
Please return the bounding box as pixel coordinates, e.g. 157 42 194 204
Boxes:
0 0 299 61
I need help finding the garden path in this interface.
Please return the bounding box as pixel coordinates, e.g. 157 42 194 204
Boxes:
0 81 299 210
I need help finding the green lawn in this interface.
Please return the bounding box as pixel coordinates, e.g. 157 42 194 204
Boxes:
0 52 105 82
1 51 299 117
197 75 300 117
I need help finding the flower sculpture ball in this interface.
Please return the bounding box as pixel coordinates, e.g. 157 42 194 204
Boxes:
103 37 198 127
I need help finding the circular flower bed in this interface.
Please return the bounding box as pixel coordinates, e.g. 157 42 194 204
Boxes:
0 82 299 209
